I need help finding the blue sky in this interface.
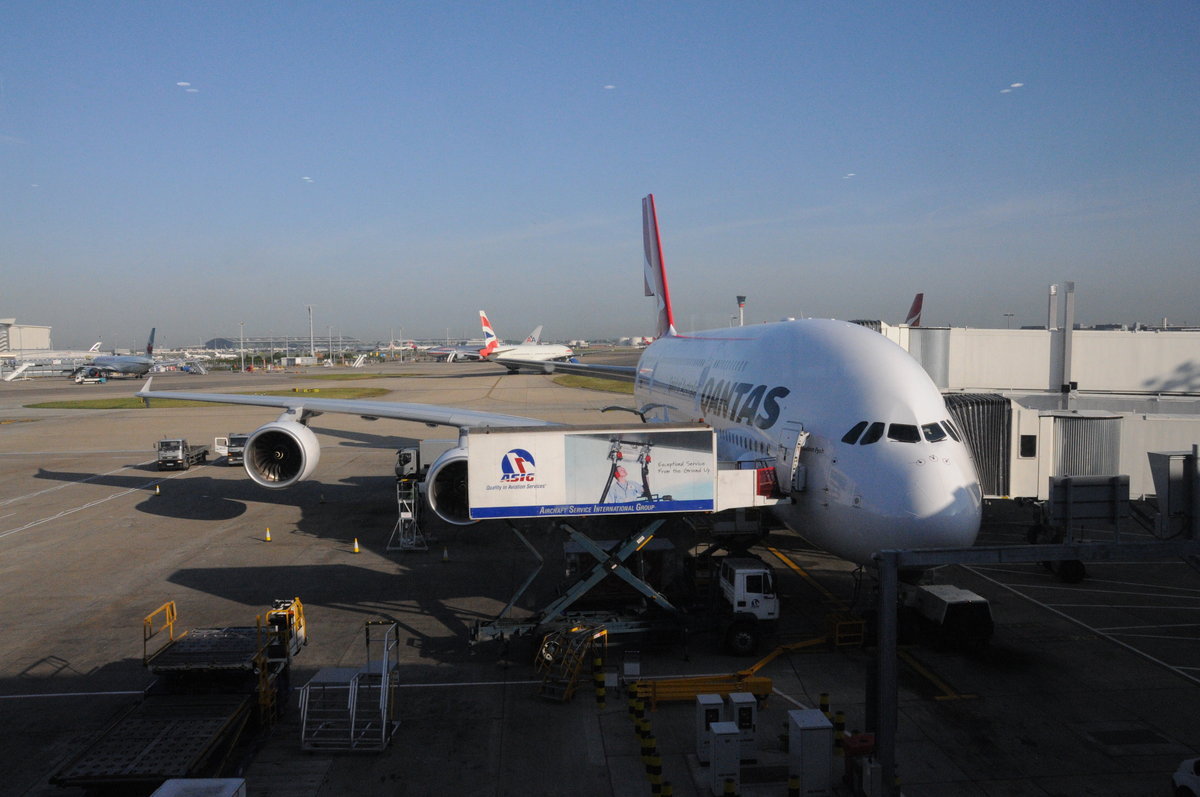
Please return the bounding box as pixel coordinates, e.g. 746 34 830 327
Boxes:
2 2 1197 348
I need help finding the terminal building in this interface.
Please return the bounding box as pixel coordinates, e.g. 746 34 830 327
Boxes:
0 318 52 352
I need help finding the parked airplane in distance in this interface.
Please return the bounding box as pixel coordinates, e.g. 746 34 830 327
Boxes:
136 195 981 571
477 311 574 370
905 293 924 327
70 329 158 380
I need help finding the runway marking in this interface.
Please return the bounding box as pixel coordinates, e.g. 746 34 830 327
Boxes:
0 462 154 508
0 472 180 541
966 565 1200 688
767 546 844 607
0 450 149 457
0 690 143 700
1099 622 1200 632
1103 631 1200 641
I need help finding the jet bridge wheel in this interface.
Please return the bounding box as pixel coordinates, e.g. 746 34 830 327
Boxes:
1027 523 1087 583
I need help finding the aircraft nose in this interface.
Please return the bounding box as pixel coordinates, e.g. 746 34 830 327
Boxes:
852 454 982 553
905 456 982 548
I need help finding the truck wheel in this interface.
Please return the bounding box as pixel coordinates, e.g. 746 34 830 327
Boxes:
1055 559 1087 584
724 619 760 656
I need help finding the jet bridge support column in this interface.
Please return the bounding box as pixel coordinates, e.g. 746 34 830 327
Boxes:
874 551 900 797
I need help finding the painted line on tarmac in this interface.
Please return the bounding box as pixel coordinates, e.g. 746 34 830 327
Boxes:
0 473 180 541
0 690 143 700
0 462 154 508
966 564 1200 688
0 450 150 457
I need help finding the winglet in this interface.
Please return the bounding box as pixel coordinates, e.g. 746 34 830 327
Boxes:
137 376 154 407
905 293 924 327
642 194 677 339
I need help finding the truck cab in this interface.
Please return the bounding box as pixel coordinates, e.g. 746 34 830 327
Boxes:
156 439 208 471
214 434 249 466
718 557 780 655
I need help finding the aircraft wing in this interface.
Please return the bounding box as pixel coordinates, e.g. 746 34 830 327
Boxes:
135 377 558 429
492 357 638 383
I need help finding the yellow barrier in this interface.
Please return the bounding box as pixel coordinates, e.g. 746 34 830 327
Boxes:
634 675 772 710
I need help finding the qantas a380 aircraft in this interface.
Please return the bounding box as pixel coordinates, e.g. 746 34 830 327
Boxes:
136 195 981 568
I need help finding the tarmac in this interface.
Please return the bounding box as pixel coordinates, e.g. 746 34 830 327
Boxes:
0 362 1197 797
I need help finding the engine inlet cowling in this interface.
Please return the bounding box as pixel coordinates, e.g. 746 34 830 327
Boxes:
425 446 474 525
245 420 320 488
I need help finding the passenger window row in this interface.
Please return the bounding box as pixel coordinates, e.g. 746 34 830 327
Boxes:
840 419 962 446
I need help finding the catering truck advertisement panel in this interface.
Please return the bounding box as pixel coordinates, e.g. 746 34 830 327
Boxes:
466 424 716 520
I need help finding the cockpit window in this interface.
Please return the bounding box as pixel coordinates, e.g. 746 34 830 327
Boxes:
887 424 921 443
859 422 885 445
942 419 962 441
922 422 948 442
841 421 869 444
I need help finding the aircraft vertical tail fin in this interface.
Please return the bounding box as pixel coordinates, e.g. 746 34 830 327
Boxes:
642 194 677 340
478 311 500 358
905 294 924 327
88 341 102 353
523 325 543 345
146 328 156 356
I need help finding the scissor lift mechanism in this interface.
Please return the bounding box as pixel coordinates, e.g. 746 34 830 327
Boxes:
472 518 680 644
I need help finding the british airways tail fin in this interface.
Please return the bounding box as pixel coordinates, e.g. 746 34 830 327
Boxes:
478 311 500 358
146 328 156 356
905 294 924 327
642 194 677 340
523 325 543 345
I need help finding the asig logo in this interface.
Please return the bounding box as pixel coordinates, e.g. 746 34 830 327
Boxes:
500 448 536 482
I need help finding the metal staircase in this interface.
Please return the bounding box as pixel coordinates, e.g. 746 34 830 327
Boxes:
534 625 606 702
387 478 427 552
300 622 400 751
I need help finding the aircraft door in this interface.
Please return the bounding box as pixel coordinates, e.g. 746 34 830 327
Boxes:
776 422 809 494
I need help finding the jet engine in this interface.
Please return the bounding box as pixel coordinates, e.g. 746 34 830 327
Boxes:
425 445 475 525
244 420 321 488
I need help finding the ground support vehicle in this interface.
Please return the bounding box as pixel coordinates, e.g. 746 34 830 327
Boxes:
898 583 994 650
471 519 782 657
157 438 208 470
213 434 249 466
51 599 306 793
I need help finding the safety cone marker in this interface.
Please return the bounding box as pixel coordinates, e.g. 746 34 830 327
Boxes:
442 547 450 563
265 527 272 542
353 538 360 553
154 484 160 496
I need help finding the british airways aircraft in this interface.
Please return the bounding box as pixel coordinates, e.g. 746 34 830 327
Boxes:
477 311 575 369
136 196 981 568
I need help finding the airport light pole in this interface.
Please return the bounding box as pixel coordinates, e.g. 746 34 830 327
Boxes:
239 322 245 373
1003 313 1015 329
307 305 315 360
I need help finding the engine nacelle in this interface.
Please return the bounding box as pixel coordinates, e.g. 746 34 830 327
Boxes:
425 445 475 525
244 420 321 488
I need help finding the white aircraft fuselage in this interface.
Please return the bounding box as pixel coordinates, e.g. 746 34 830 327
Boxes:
635 318 982 566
